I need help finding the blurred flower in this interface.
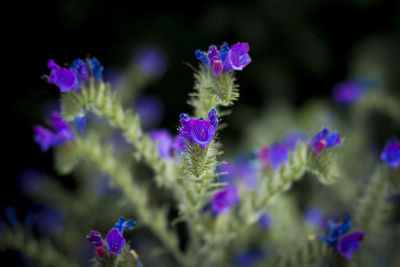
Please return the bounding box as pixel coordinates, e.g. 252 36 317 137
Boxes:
15 169 44 196
106 228 126 254
304 207 324 228
114 217 136 235
35 206 64 234
47 59 80 92
332 81 364 106
87 231 104 248
310 127 342 155
318 216 365 259
211 185 239 215
33 111 75 152
5 206 18 227
235 249 264 267
74 114 87 135
71 59 89 84
134 46 167 76
195 42 251 76
235 156 259 189
260 144 288 171
178 109 218 148
134 94 164 130
86 57 104 82
258 213 272 230
337 232 365 260
172 135 187 154
380 137 400 168
283 132 308 151
150 129 173 158
218 160 236 184
103 67 122 89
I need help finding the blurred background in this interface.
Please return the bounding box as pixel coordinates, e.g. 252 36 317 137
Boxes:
3 0 400 265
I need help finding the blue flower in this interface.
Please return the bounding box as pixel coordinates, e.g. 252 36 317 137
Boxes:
235 249 264 267
150 129 173 158
70 59 89 84
134 46 167 76
380 137 400 168
114 217 136 235
304 207 324 228
310 127 342 155
258 213 272 230
105 228 126 254
86 57 104 82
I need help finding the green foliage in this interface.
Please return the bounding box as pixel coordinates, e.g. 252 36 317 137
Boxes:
306 147 339 185
0 224 78 267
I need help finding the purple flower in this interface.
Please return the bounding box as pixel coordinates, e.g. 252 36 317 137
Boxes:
235 249 264 267
218 160 236 184
134 46 167 76
33 111 75 152
235 156 259 189
47 59 80 92
304 207 324 228
211 185 239 215
195 42 251 76
380 138 400 168
86 57 103 82
332 81 364 106
178 109 218 148
310 127 342 155
113 217 136 235
258 213 272 230
135 94 164 130
318 216 365 259
337 232 365 260
283 132 308 151
172 135 187 154
70 59 89 84
15 169 44 196
259 144 289 171
105 228 126 254
150 130 173 158
87 231 104 248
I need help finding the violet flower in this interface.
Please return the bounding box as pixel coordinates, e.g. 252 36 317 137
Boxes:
259 144 289 171
150 130 173 158
105 228 126 254
332 81 364 106
70 59 89 84
234 156 259 189
113 217 136 235
33 111 75 152
283 132 308 151
258 213 272 230
87 231 104 248
318 216 365 260
304 207 324 228
235 249 264 267
310 127 342 155
47 59 80 92
86 57 104 82
380 137 400 168
337 232 365 260
135 94 164 130
178 109 219 149
195 42 251 76
134 46 167 76
211 185 239 215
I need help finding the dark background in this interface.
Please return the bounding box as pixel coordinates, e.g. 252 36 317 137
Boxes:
3 0 400 264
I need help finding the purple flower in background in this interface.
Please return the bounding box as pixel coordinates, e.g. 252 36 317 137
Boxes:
283 132 308 151
47 59 80 92
258 213 272 230
235 156 259 189
70 59 89 84
135 94 164 130
319 216 351 247
337 232 365 259
35 206 64 234
218 161 236 184
178 109 218 148
15 169 44 196
259 144 289 171
150 130 173 158
87 231 104 248
86 57 104 82
332 81 364 106
235 249 264 267
380 138 400 168
195 42 251 76
33 111 75 152
103 67 122 89
305 207 324 228
74 114 87 135
211 185 239 215
113 217 136 235
172 135 187 154
105 228 126 254
134 46 167 76
310 127 342 155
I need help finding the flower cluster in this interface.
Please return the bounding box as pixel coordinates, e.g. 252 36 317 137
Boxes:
380 137 400 168
87 217 135 258
318 216 365 259
310 127 342 155
33 111 75 152
47 57 103 92
195 42 251 76
178 108 219 149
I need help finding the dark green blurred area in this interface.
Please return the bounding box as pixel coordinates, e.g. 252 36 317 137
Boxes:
3 0 400 264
